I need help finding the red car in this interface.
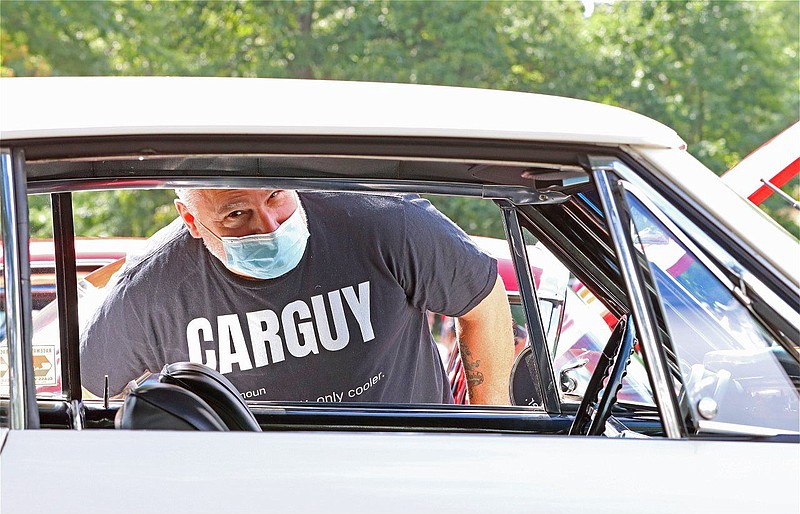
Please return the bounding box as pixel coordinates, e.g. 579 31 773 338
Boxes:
0 238 146 395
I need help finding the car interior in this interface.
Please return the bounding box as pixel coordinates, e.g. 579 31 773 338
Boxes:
3 138 798 440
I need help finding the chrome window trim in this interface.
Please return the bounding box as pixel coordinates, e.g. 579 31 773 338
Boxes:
499 202 561 413
27 176 567 206
1 148 39 429
738 270 800 335
27 151 587 168
591 166 684 439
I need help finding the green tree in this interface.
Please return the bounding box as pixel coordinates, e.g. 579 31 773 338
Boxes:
3 0 798 237
576 1 799 174
28 190 178 238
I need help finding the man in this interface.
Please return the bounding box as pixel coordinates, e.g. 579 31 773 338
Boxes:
81 188 514 404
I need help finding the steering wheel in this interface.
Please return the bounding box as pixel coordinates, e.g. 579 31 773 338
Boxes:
569 315 637 436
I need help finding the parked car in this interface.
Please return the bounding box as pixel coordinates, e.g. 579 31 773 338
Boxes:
721 120 800 207
1 77 797 513
0 238 146 396
0 238 140 322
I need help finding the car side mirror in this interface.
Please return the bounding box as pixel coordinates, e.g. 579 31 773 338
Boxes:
559 358 589 394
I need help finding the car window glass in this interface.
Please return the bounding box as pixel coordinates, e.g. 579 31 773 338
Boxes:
520 217 655 406
27 191 167 399
430 213 573 406
423 194 511 378
624 191 799 432
64 189 532 406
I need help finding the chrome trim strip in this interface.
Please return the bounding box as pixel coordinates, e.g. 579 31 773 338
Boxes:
25 151 592 168
697 420 799 437
27 176 487 195
27 176 554 203
592 167 684 438
70 400 84 430
740 270 800 336
500 203 560 413
1 148 39 429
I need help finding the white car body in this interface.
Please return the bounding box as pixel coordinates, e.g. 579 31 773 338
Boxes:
1 76 684 146
1 78 798 513
2 429 797 514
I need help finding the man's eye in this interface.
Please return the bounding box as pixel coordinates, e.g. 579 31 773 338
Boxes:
227 210 245 219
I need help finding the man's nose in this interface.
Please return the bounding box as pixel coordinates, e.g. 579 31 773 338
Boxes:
253 207 282 234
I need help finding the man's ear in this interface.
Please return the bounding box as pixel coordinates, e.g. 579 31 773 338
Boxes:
174 199 202 239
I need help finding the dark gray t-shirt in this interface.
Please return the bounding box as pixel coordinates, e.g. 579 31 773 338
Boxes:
81 192 497 402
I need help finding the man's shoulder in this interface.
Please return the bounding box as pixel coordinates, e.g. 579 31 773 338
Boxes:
120 217 199 282
300 191 425 220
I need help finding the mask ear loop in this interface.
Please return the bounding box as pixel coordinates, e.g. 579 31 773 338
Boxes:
191 218 235 272
193 218 224 243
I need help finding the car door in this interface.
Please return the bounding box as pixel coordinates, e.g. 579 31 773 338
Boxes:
2 142 798 514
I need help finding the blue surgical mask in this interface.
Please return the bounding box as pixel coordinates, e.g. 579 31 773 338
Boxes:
199 206 310 279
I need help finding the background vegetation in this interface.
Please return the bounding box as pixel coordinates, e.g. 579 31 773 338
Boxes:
2 0 798 238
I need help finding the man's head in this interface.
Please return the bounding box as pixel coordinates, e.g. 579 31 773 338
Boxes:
174 188 308 279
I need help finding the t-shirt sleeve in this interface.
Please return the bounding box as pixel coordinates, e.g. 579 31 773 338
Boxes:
79 279 160 397
395 196 497 317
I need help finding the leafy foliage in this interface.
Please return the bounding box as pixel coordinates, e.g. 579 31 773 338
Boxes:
2 0 797 237
28 190 178 238
425 195 506 239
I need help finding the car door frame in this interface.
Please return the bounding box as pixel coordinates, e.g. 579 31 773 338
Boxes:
4 138 600 427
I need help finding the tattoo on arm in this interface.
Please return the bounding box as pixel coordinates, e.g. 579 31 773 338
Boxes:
461 346 484 388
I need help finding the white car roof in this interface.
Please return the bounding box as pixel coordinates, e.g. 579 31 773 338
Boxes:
2 77 793 291
0 76 685 148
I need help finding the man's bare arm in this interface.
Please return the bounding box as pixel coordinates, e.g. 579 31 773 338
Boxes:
455 275 514 405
